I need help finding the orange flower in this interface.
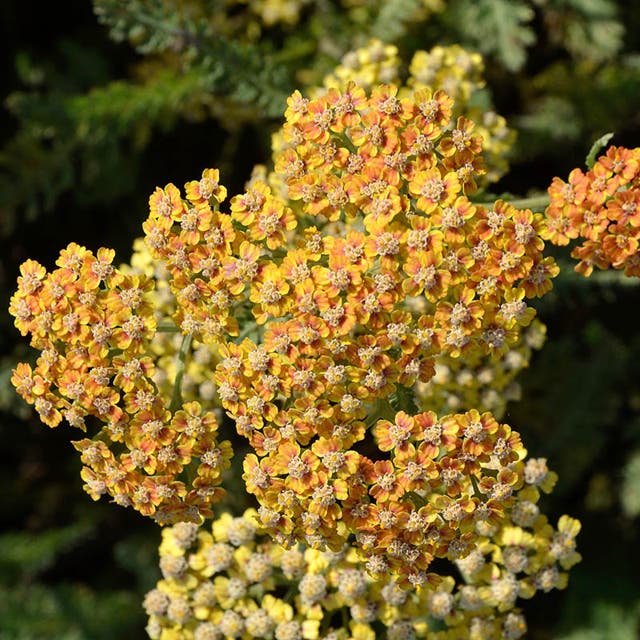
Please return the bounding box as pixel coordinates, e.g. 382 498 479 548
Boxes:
288 316 330 355
312 254 362 297
602 224 639 266
364 459 404 503
185 168 227 205
413 88 453 129
243 453 275 495
431 196 476 245
230 181 271 226
438 116 482 158
301 96 335 143
284 89 309 124
606 189 640 227
249 263 290 324
435 288 484 335
402 251 450 300
251 200 297 250
408 169 461 214
307 470 348 520
586 160 620 204
420 412 459 455
311 437 360 477
567 200 609 241
273 440 320 494
373 411 416 453
149 183 184 230
326 81 366 130
599 145 640 182
224 241 261 295
436 456 467 497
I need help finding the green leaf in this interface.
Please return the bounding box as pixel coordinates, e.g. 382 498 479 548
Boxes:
449 0 536 71
0 583 143 640
556 600 640 640
544 0 625 63
585 132 614 168
368 0 439 42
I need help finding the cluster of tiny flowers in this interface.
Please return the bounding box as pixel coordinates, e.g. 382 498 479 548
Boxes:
9 242 232 524
408 45 484 104
9 81 582 612
542 145 640 276
407 44 515 185
129 83 561 577
319 41 515 185
321 39 402 92
415 320 546 419
316 42 514 186
145 505 579 640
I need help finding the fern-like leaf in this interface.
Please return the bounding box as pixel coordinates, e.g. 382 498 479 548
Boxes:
448 0 536 72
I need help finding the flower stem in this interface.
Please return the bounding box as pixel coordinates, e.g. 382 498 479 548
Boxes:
169 333 193 413
469 474 486 501
474 194 551 211
157 321 181 333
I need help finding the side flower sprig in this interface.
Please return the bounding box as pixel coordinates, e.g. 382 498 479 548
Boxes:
542 145 640 276
9 243 232 524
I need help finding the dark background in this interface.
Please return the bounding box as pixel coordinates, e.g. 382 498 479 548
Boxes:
2 1 640 637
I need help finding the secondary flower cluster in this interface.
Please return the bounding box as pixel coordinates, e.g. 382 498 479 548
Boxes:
145 505 580 640
9 244 232 523
542 145 640 276
242 405 572 588
319 41 515 185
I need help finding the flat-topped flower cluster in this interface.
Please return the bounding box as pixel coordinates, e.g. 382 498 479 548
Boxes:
542 145 640 276
9 244 232 522
10 82 591 630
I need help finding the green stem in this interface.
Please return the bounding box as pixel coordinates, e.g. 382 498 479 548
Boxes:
469 474 486 501
474 194 551 211
157 321 181 333
169 333 193 413
334 131 357 155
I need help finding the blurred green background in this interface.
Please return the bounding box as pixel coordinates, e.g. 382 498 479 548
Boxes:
2 1 640 637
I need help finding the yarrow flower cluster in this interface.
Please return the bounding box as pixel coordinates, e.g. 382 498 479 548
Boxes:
9 79 586 633
319 41 515 185
9 242 233 524
126 83 561 581
145 507 580 640
542 145 640 276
